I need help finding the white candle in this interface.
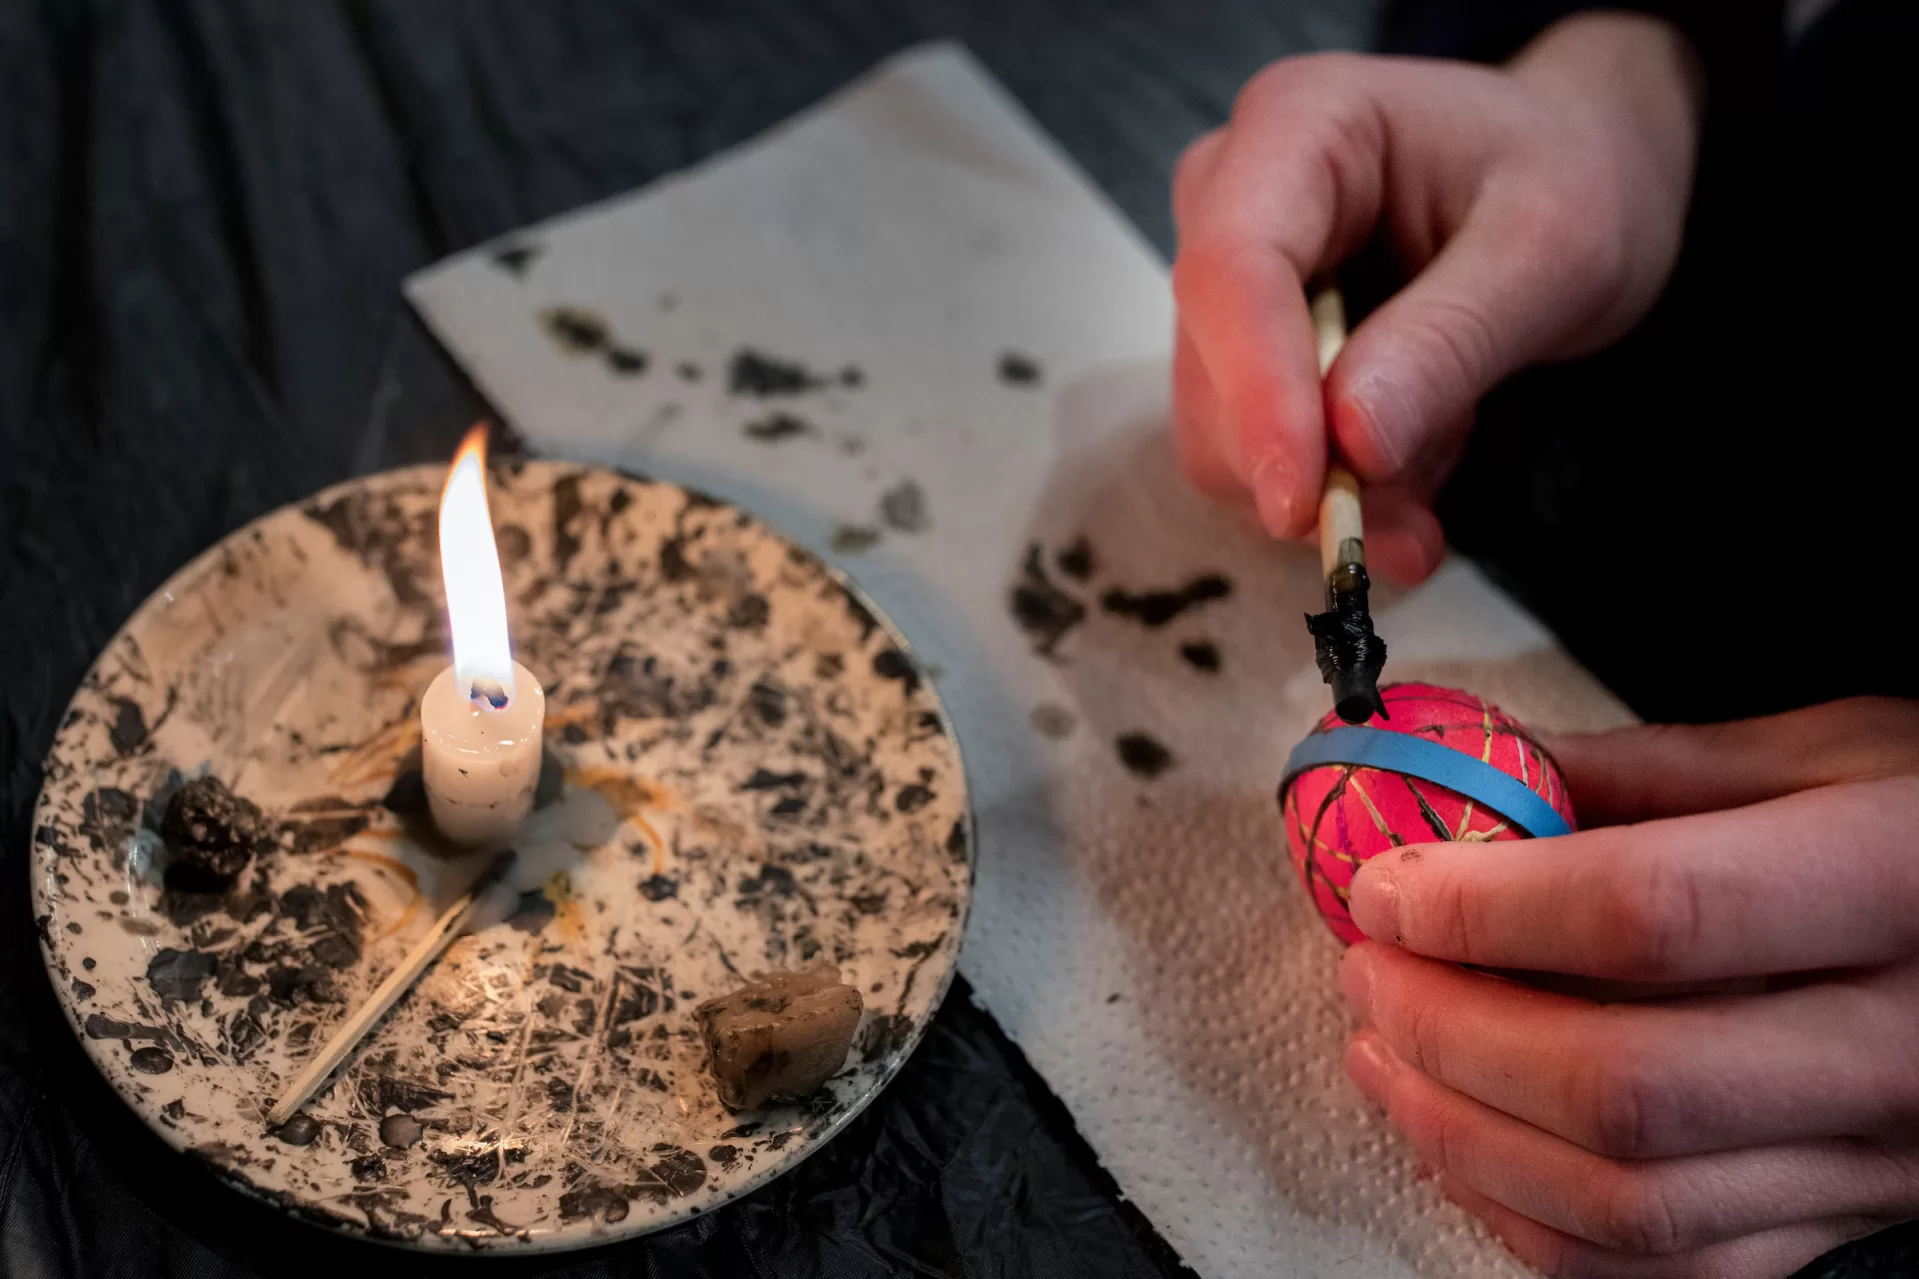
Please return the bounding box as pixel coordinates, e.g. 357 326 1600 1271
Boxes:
422 426 546 847
421 660 544 846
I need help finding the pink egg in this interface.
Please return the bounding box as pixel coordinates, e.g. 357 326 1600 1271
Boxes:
1279 682 1576 944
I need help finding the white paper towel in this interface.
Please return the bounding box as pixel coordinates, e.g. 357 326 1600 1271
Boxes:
407 43 1635 1278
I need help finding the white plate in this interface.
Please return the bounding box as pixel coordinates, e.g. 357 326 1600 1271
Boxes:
31 459 972 1252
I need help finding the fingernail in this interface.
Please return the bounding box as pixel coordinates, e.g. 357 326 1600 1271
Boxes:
1343 1031 1398 1106
1346 371 1416 475
1348 864 1401 943
1248 455 1297 536
1338 946 1375 1023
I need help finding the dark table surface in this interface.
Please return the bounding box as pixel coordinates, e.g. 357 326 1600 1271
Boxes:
1 2 1912 1276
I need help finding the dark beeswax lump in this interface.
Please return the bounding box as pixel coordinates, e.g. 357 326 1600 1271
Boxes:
162 776 273 889
694 965 862 1111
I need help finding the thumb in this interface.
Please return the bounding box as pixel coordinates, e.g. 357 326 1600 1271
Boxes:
1325 188 1613 487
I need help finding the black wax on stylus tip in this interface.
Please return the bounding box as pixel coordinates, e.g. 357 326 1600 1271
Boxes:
1305 561 1388 725
1329 666 1387 726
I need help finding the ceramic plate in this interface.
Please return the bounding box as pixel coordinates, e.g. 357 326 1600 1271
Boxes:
31 459 973 1251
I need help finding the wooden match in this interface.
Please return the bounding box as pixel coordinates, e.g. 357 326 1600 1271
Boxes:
265 849 516 1129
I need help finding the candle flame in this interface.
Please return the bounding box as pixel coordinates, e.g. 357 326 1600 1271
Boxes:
439 425 516 704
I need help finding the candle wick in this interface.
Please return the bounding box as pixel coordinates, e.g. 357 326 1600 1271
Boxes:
468 676 510 710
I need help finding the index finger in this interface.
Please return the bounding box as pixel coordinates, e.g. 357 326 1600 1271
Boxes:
1348 775 1919 980
1171 56 1388 536
1171 222 1326 538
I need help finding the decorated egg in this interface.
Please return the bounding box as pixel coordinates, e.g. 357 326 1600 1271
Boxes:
1279 682 1576 944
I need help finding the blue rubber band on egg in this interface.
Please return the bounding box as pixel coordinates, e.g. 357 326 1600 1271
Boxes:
1280 726 1572 839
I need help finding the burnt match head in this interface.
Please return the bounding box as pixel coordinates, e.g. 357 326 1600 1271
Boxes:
1305 561 1388 724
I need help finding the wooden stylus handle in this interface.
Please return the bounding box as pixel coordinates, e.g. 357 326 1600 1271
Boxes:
1311 287 1362 578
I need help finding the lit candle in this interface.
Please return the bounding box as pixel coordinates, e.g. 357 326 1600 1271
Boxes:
421 426 545 847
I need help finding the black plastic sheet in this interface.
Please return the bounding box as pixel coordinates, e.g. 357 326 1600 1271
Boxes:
2 2 1914 1275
